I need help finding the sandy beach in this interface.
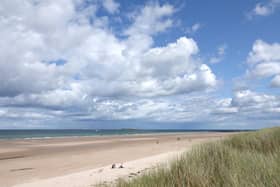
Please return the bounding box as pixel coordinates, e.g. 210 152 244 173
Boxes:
0 132 234 187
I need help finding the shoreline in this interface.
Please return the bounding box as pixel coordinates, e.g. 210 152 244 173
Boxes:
0 131 208 141
0 129 248 141
0 132 235 187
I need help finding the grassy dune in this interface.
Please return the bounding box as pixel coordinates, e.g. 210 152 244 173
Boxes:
115 127 280 187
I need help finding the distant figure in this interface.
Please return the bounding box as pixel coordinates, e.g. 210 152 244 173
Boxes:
119 163 124 168
111 163 116 169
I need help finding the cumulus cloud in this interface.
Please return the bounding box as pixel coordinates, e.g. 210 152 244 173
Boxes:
232 90 278 110
213 98 238 114
212 90 280 125
247 40 280 64
125 2 174 36
1 0 279 129
0 0 220 127
246 40 280 87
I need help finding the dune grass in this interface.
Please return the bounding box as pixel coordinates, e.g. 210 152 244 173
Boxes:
114 127 280 187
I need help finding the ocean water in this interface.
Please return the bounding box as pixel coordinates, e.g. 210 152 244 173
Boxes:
0 129 249 140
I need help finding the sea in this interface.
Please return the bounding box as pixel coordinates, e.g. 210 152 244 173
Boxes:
0 129 250 140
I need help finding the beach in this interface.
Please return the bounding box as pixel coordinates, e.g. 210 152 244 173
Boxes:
0 132 234 187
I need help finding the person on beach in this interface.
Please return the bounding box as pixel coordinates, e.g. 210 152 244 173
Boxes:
119 163 124 168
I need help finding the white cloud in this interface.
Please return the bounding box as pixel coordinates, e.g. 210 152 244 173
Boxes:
186 23 202 34
0 0 219 127
232 90 277 108
210 44 227 64
64 94 217 123
0 1 279 129
0 108 53 120
254 3 272 16
212 90 280 126
63 33 217 97
213 98 238 114
101 0 119 14
125 2 174 36
0 0 95 97
76 89 280 125
250 63 280 77
247 40 280 64
248 0 280 18
271 75 280 87
246 40 280 87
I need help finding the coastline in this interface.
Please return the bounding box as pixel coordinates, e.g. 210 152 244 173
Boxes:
0 132 235 187
0 129 247 140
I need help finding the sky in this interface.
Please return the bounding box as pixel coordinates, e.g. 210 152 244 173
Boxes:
0 0 280 129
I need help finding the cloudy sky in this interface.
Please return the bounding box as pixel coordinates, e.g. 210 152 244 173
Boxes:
0 0 280 129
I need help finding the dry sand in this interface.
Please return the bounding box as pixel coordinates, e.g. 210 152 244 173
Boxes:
0 132 234 187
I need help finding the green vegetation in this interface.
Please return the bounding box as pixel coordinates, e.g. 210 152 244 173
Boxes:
115 127 280 187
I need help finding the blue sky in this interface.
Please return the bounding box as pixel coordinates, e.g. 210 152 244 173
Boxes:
0 0 280 129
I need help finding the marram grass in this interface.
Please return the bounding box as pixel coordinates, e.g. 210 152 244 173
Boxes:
112 127 280 187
